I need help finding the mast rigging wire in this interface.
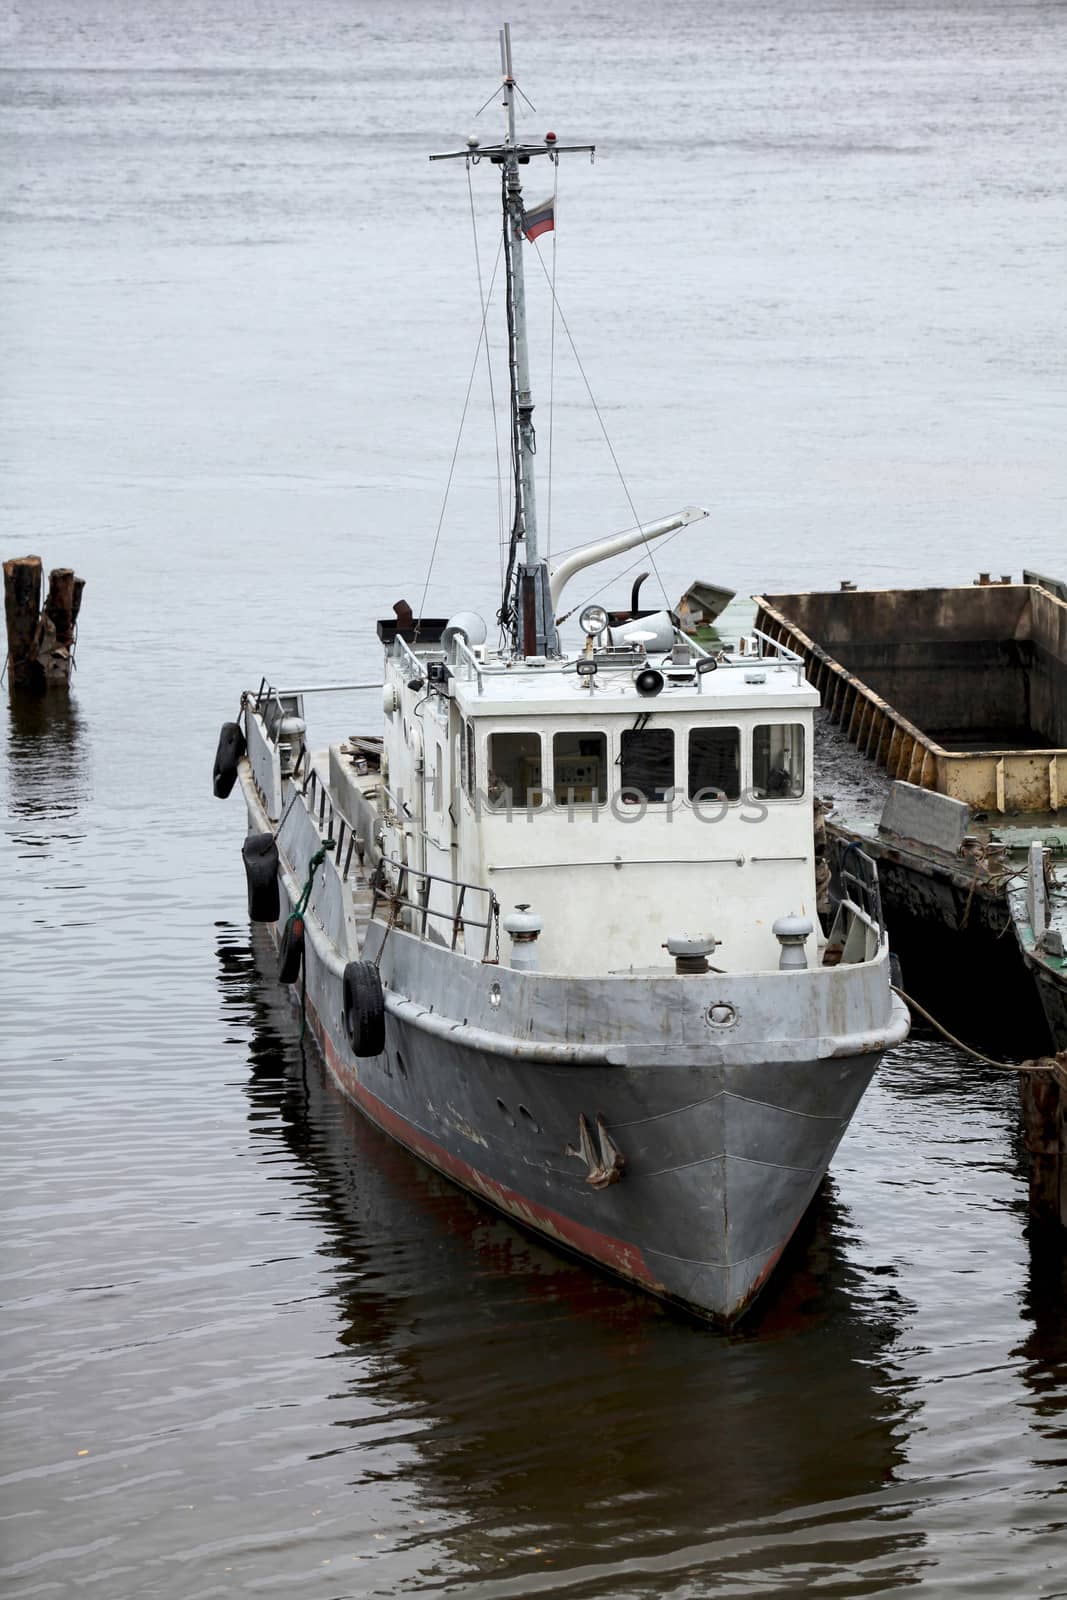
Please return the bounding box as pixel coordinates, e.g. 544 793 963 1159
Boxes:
466 161 507 586
414 242 504 638
527 240 672 610
545 159 559 562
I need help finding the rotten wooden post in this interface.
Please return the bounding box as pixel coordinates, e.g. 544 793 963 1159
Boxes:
1019 1054 1067 1231
3 555 85 690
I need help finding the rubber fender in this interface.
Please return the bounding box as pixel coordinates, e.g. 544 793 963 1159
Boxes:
278 914 304 984
889 951 904 990
242 831 280 922
213 720 246 798
342 961 386 1058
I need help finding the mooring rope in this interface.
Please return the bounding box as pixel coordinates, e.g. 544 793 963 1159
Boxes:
891 985 1059 1074
286 845 328 1042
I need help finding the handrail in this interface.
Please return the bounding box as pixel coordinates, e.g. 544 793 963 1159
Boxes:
838 844 885 935
751 626 801 664
274 681 382 695
371 855 499 960
450 634 484 692
255 688 291 746
393 634 424 681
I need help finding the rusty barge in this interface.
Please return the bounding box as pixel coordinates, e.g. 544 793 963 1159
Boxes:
753 578 1067 1060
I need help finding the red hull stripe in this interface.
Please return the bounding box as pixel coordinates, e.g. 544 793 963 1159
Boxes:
306 989 663 1293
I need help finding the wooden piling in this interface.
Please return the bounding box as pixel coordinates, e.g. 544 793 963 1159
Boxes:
4 556 42 683
1019 1057 1067 1231
44 567 76 645
3 555 85 690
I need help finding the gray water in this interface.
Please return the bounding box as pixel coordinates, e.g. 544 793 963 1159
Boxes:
2 2 1066 1594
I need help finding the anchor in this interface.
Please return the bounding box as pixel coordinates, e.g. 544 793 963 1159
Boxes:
567 1112 626 1188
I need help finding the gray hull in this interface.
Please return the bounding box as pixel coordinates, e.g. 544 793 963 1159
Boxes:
262 823 902 1324
306 980 879 1322
245 774 907 1324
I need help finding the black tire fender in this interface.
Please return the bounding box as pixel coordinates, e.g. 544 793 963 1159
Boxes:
242 831 280 922
342 961 386 1058
278 914 304 984
213 720 246 798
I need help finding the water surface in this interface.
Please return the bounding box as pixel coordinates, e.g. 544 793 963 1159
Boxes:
2 2 1066 1594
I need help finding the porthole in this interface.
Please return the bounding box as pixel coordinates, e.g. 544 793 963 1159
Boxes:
488 982 502 1009
496 1097 515 1127
706 1002 738 1028
518 1104 541 1134
396 1052 407 1077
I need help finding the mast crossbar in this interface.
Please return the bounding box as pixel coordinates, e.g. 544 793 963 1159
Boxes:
430 144 595 162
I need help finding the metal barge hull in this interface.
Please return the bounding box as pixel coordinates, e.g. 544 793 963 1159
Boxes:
754 581 1067 1055
754 582 1067 815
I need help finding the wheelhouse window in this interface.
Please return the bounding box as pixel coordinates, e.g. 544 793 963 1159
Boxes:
752 723 805 798
553 731 607 804
619 727 674 804
688 726 740 801
487 731 543 810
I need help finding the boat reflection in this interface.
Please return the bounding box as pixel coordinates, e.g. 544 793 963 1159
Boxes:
219 923 924 1589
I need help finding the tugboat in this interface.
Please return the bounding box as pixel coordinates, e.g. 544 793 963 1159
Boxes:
213 30 908 1324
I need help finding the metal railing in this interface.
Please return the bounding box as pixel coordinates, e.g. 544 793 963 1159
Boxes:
750 626 802 664
838 843 885 935
450 635 484 692
371 856 499 959
252 684 297 742
393 635 424 682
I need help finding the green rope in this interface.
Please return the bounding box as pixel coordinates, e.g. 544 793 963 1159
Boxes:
294 846 327 918
287 845 329 1042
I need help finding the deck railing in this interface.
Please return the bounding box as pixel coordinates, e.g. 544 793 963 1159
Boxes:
371 856 500 960
826 843 886 965
838 843 885 935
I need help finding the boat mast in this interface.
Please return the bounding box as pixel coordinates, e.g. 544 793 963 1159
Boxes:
431 30 594 657
500 24 539 575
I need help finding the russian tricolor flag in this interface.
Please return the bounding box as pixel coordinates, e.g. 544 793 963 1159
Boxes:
523 196 555 242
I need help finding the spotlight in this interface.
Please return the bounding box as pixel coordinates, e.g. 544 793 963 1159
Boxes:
579 604 609 638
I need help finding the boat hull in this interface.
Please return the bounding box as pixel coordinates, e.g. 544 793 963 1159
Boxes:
1028 956 1067 1052
244 772 907 1324
275 923 898 1325
308 993 881 1322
